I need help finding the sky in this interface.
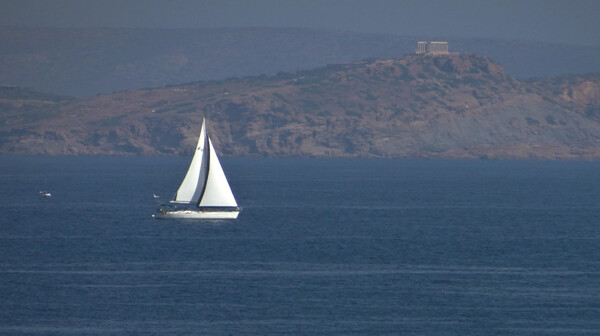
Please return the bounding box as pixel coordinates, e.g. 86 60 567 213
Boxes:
1 0 599 46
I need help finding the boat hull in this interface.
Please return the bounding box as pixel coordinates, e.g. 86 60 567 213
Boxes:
153 209 240 220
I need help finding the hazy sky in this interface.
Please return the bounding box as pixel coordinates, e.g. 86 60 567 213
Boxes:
1 0 599 46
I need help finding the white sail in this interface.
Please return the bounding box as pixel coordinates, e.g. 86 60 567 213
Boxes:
172 120 208 204
198 137 238 207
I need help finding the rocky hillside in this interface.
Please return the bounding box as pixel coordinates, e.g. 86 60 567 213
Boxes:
2 53 600 159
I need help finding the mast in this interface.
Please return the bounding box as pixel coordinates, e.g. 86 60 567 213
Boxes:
171 119 209 204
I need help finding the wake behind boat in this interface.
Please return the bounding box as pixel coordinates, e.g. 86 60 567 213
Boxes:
154 119 240 219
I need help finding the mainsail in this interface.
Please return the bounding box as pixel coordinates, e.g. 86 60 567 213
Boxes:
171 119 237 208
198 138 238 207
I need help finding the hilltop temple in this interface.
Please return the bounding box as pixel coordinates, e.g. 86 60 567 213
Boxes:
416 41 449 54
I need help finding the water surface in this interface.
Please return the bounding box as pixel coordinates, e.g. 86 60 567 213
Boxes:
1 157 599 335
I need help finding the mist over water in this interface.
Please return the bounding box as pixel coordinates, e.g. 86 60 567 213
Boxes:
1 157 599 335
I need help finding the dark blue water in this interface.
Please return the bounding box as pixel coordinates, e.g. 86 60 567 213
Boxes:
1 156 599 335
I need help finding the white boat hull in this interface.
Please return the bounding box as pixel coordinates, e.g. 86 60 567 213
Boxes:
153 209 240 220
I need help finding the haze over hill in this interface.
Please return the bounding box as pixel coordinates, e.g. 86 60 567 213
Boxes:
2 53 599 159
1 27 600 97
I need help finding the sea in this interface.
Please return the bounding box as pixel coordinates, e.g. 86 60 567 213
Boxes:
1 156 599 335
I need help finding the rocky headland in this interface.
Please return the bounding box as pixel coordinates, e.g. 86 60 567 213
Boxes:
1 53 600 159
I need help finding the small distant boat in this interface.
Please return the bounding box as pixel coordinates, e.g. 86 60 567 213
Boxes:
154 119 240 219
39 191 52 198
153 194 160 198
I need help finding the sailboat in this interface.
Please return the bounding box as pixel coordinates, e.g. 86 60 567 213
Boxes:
154 119 240 219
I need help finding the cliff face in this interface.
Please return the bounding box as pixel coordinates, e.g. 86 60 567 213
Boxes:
2 54 600 159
